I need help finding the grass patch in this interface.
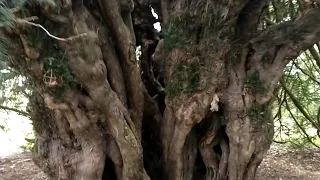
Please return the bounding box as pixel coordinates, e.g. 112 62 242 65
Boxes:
166 60 201 97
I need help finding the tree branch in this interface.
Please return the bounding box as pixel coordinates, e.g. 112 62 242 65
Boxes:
292 61 320 85
0 104 30 117
248 7 320 104
17 19 87 41
234 0 270 43
280 79 320 130
317 105 320 130
308 46 320 69
160 0 170 27
98 0 145 132
285 99 319 147
251 7 320 57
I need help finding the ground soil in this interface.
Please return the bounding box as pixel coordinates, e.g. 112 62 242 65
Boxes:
256 144 320 180
0 144 319 180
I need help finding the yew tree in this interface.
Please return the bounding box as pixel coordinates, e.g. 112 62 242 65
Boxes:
1 0 320 180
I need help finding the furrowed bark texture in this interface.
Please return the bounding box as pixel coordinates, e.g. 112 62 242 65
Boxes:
2 0 320 180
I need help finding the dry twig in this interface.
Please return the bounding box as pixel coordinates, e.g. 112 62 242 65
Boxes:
16 18 87 41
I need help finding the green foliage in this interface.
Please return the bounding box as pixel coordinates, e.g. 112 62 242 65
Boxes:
163 1 228 98
166 61 201 97
163 15 203 98
0 0 66 151
246 72 268 93
0 37 9 63
25 24 77 98
162 16 196 57
286 137 318 149
0 4 15 27
268 0 300 22
163 0 226 56
0 36 30 115
162 29 189 56
248 106 264 120
274 48 320 148
19 136 34 152
0 124 8 132
248 103 270 121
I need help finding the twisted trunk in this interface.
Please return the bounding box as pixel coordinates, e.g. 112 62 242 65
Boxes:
2 0 320 180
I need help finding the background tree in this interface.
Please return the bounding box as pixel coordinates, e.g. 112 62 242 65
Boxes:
268 0 320 147
0 39 30 133
0 0 320 180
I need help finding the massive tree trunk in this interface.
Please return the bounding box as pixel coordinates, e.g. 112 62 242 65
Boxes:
1 0 320 180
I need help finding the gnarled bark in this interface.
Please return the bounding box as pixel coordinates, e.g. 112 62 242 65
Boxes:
2 0 320 180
